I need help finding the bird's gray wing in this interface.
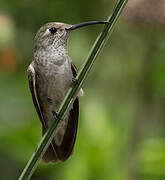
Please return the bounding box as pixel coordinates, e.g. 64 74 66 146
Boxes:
27 63 46 128
71 62 78 77
27 63 58 163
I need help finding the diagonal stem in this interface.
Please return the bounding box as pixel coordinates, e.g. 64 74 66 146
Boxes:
18 0 127 179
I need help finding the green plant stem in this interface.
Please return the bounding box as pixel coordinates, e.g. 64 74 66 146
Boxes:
18 0 127 179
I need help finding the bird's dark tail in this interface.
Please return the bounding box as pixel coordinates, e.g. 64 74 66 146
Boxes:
42 98 79 163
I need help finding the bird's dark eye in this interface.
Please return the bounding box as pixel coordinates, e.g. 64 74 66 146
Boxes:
49 27 57 34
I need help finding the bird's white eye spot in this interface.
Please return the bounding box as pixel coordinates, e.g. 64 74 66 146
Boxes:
43 27 58 37
44 28 51 36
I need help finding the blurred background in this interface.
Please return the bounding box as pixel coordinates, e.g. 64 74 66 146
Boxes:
0 0 165 179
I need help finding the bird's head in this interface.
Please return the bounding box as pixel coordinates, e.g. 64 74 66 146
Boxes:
34 21 108 52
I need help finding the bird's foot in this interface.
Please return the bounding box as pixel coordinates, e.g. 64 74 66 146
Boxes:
52 111 60 120
72 77 78 85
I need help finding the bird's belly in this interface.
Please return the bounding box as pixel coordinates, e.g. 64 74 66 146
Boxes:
37 66 73 145
37 64 73 112
45 73 72 107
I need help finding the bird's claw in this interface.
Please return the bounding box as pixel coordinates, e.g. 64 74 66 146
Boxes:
52 110 59 120
72 77 77 84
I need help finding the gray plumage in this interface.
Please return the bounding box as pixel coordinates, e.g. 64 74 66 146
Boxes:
27 20 106 163
27 22 83 163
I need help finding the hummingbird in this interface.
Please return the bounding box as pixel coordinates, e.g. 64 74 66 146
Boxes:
27 20 107 163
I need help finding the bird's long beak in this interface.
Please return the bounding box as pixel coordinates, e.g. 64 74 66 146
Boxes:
66 21 108 31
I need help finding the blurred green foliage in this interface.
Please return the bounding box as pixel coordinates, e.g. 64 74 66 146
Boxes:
0 0 165 180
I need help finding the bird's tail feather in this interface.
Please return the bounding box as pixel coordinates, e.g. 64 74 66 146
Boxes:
42 98 79 163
